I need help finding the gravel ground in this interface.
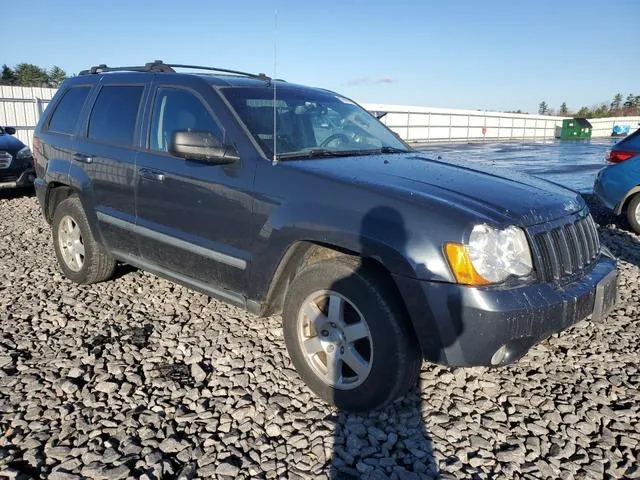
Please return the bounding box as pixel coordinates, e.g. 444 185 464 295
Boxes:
0 190 638 480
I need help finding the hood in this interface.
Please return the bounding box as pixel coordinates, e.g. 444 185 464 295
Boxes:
0 133 26 154
286 152 585 226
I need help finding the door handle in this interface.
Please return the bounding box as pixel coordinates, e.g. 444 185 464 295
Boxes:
73 153 93 164
139 168 166 183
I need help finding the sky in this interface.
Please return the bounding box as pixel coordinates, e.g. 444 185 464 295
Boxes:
5 0 639 113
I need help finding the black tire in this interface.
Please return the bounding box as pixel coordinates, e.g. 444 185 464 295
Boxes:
52 196 116 284
282 257 421 411
626 193 640 234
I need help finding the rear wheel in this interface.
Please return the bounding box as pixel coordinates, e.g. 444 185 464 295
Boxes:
282 257 421 411
626 193 640 234
52 196 116 284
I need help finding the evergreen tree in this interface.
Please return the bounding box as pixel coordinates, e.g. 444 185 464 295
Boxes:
0 64 16 85
576 106 590 117
538 101 549 115
14 63 49 87
610 93 622 112
623 94 636 109
559 102 569 115
48 66 67 87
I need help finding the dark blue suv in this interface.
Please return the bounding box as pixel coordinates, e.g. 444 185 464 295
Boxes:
33 61 618 411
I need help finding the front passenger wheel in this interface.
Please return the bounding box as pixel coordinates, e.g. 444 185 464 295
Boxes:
52 196 116 284
282 257 421 411
626 194 640 234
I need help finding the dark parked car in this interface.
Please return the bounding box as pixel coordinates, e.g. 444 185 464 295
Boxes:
33 62 618 411
594 128 640 233
0 126 35 189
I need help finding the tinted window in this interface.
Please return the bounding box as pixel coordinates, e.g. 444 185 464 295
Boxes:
149 88 222 152
88 85 143 146
48 87 91 135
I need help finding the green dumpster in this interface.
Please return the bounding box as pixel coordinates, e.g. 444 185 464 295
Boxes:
557 118 592 139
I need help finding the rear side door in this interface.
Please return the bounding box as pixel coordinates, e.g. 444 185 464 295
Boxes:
74 75 149 256
135 76 256 298
34 83 94 189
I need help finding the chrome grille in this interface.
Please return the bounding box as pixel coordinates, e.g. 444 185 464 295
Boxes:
0 151 12 169
531 213 600 283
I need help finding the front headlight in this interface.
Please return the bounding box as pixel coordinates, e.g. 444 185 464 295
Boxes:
445 224 533 285
16 146 32 160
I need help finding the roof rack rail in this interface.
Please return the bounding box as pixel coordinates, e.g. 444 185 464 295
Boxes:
79 60 271 81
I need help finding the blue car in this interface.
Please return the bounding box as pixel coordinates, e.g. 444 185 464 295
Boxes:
594 128 640 233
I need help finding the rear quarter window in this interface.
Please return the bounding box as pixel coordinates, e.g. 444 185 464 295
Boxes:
620 127 640 149
47 86 92 135
88 85 144 147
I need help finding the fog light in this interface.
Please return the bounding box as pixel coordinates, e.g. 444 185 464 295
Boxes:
490 344 508 366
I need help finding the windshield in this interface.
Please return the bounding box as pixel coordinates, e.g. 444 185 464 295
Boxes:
222 86 410 159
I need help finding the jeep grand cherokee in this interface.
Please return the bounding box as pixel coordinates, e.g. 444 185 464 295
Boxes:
33 61 617 411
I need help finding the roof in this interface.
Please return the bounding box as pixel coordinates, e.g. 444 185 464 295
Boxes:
72 60 314 89
573 118 592 128
63 61 344 100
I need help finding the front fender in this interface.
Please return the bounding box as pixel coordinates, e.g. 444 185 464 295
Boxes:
247 199 456 302
267 201 417 273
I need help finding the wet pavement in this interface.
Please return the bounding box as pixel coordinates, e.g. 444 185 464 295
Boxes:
416 138 620 194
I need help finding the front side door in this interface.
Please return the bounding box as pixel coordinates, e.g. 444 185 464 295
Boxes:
74 75 149 255
135 78 256 297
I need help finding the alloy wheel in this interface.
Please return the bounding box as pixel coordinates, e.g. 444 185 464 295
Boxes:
297 290 373 390
58 215 85 272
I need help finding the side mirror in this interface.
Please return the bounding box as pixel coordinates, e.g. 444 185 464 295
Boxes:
169 130 239 165
4 127 16 135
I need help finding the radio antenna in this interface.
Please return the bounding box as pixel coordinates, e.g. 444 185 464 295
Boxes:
272 6 278 166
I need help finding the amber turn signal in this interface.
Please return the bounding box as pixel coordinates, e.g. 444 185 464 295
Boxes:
444 243 490 286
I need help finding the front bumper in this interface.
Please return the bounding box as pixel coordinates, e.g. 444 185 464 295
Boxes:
393 253 617 367
0 168 36 189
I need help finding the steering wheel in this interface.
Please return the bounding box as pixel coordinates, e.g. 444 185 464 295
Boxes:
320 133 350 148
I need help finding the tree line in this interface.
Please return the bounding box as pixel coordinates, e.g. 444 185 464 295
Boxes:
538 93 640 117
1 63 68 88
3 63 640 120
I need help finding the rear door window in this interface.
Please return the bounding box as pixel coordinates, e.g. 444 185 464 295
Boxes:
47 86 91 135
88 85 144 147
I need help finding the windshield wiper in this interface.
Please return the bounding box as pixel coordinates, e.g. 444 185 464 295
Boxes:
277 149 367 160
276 146 412 161
378 145 412 154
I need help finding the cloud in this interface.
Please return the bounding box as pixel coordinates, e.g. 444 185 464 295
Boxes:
347 76 397 86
